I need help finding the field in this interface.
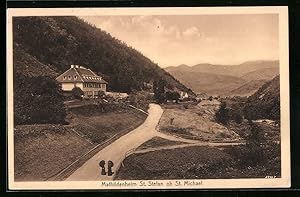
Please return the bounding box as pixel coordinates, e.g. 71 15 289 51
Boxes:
158 101 240 142
14 103 147 181
115 143 281 180
14 125 94 181
68 104 147 143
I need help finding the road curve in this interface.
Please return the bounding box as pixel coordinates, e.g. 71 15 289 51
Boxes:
66 103 163 181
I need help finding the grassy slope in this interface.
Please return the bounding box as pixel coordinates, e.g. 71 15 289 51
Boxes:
116 144 280 180
158 103 239 142
70 108 147 144
116 146 230 180
14 105 147 181
14 125 94 181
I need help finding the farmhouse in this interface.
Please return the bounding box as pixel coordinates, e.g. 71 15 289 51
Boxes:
56 65 108 98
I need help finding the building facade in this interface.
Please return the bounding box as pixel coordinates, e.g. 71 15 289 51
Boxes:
56 65 108 98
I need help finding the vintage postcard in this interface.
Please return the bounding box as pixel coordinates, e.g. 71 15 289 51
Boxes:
7 6 290 190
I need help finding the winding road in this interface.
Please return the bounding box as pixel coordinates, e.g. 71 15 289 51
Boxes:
66 103 241 181
66 103 164 181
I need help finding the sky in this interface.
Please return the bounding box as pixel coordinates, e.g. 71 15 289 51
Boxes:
79 14 279 68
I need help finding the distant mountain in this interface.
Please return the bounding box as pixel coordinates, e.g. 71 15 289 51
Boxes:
13 16 193 94
243 76 280 120
166 60 279 77
228 80 267 97
241 67 279 82
166 64 190 72
165 60 279 96
167 70 246 96
195 60 279 77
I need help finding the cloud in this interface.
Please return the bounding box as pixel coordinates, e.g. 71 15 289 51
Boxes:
79 15 279 67
182 26 202 38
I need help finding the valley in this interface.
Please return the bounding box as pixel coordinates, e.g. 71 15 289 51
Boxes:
12 15 282 182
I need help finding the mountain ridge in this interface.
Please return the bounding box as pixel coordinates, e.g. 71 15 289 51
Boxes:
165 60 279 96
166 60 279 77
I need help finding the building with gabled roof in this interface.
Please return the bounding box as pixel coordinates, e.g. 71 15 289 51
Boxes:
56 65 108 98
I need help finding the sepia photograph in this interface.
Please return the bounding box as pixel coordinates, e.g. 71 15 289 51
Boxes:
7 7 290 189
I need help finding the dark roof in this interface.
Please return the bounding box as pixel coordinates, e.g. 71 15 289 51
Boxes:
56 65 108 84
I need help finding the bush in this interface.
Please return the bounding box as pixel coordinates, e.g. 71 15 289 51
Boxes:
215 101 229 125
98 90 105 98
14 74 67 125
231 111 243 124
128 90 153 111
71 87 84 100
228 121 267 166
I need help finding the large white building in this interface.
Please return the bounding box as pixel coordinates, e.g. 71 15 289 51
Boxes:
56 65 108 98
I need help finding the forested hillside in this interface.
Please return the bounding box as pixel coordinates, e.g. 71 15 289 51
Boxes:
243 75 280 120
13 16 192 94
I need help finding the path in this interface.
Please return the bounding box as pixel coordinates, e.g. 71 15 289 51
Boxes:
66 103 163 181
66 103 242 181
132 142 244 155
156 132 201 144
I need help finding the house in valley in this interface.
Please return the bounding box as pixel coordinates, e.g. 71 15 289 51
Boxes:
180 91 189 99
56 65 108 98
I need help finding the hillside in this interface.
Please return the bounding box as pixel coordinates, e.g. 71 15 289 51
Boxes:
13 16 192 94
167 70 245 95
228 80 267 97
13 44 58 78
243 75 280 120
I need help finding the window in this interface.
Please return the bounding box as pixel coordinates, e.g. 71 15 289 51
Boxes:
68 76 71 80
74 76 77 79
63 76 66 80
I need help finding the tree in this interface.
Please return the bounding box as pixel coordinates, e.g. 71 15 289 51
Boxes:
215 101 229 125
166 91 180 103
71 87 84 100
14 74 67 125
243 120 267 165
153 80 166 104
233 113 243 124
246 120 266 146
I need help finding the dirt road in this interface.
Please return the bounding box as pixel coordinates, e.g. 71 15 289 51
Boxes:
66 103 163 181
66 103 242 181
